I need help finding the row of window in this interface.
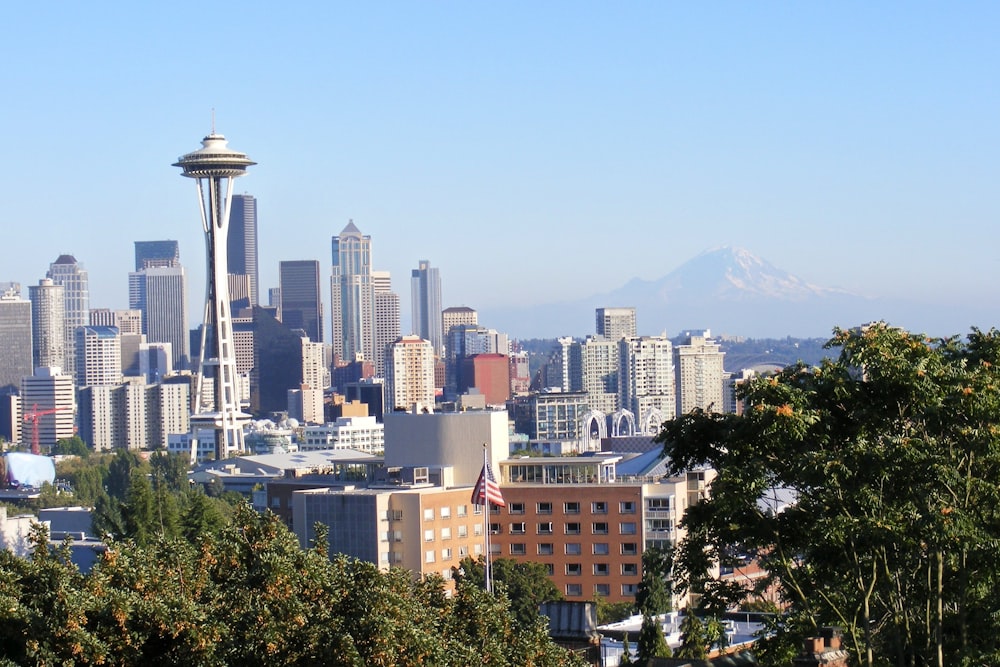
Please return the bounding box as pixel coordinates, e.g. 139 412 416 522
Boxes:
420 505 482 521
424 543 484 564
510 542 639 557
565 583 637 597
423 524 484 542
506 501 637 515
492 521 637 535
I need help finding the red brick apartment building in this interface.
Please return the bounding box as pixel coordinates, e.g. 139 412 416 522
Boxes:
489 455 708 604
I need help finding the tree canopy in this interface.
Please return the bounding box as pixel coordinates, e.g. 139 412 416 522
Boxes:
658 324 1000 667
0 506 583 666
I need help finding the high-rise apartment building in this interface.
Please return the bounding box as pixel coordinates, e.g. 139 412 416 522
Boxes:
411 261 443 357
46 255 89 382
29 278 65 373
129 265 188 368
228 194 259 307
279 260 323 343
596 307 637 340
0 285 32 395
330 221 374 364
384 336 435 412
21 367 75 451
674 330 725 416
580 336 620 415
78 381 190 451
74 326 122 387
301 338 329 391
619 336 676 433
373 271 400 379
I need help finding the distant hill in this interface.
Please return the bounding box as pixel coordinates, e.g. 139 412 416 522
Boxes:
486 247 996 339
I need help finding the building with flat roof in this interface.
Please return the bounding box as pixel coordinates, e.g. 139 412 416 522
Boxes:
411 261 443 358
0 286 32 396
47 255 89 383
279 260 323 344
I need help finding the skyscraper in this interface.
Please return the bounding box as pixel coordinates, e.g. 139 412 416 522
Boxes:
0 285 32 395
279 260 323 343
596 307 637 340
134 240 180 270
174 131 256 461
129 265 188 368
21 367 75 451
330 221 374 364
29 278 65 373
411 260 443 357
373 271 400 378
674 330 725 416
385 335 435 412
74 325 122 387
228 194 259 307
46 255 89 383
619 335 675 433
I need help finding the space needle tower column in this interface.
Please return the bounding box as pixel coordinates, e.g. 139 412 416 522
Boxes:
174 132 256 461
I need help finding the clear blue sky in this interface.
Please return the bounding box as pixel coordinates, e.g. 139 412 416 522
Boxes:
2 2 997 336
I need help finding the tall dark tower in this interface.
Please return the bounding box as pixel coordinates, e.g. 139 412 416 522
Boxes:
228 194 259 308
174 132 255 461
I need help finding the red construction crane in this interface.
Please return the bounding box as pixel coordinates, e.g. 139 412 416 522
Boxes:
22 404 70 456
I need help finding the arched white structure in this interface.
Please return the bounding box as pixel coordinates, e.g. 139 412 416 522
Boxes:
611 409 637 437
580 410 607 452
641 407 667 435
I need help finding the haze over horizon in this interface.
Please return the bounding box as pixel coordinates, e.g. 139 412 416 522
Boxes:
2 3 997 340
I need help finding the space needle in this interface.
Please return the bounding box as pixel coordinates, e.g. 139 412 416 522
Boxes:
174 130 255 461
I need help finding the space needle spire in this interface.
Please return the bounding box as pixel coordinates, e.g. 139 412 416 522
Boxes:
174 131 256 461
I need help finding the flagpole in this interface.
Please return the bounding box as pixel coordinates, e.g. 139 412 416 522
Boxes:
483 442 493 594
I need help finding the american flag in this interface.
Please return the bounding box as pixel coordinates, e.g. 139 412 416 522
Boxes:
471 461 505 507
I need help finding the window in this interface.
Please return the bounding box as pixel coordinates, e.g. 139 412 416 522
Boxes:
622 584 638 596
595 584 611 597
509 502 525 515
424 529 434 542
591 501 608 514
620 522 637 535
564 501 581 514
565 522 581 535
490 543 501 555
440 506 451 519
441 547 452 560
510 522 526 535
647 497 672 511
489 523 501 535
423 508 435 521
566 563 582 576
425 550 435 563
441 527 452 540
593 563 610 576
593 543 609 555
459 545 469 557
510 544 526 556
457 504 468 517
646 518 672 532
474 524 483 536
537 543 554 556
622 563 638 576
565 584 583 597
473 544 482 555
537 501 553 514
545 563 555 576
621 543 638 556
565 543 582 555
380 531 390 543
270 496 281 508
473 505 483 515
592 522 609 535
537 522 553 535
457 525 468 538
620 501 636 514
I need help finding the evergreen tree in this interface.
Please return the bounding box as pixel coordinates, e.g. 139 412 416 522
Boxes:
676 611 708 660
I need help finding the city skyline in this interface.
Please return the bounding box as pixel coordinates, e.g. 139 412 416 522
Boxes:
1 4 997 340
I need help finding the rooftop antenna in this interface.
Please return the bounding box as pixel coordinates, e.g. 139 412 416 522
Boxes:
211 108 216 134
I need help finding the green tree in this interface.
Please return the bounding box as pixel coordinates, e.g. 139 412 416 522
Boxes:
658 324 1000 667
452 556 562 630
676 611 708 660
636 615 672 662
52 435 89 457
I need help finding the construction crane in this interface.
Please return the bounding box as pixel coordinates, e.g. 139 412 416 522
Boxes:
22 404 70 456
